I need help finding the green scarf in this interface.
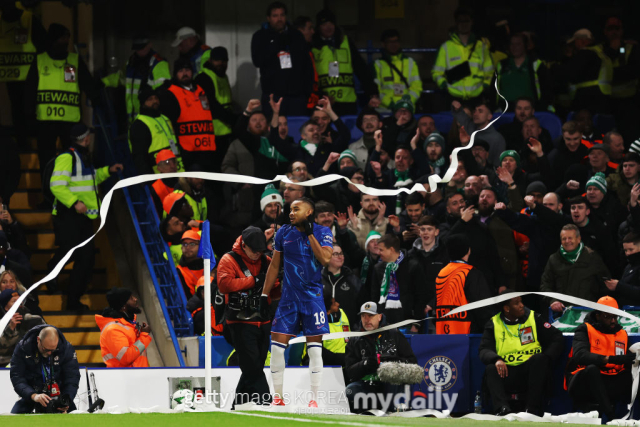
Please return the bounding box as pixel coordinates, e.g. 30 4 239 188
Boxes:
360 256 370 285
300 140 317 156
560 242 584 264
429 157 446 169
394 169 409 182
379 252 404 304
259 137 288 162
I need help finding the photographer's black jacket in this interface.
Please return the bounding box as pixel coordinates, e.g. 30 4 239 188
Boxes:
344 319 417 382
10 324 80 401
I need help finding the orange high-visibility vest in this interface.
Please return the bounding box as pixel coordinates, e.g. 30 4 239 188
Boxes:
191 306 224 335
435 262 473 334
176 264 204 296
95 314 151 367
565 323 628 390
167 84 216 152
152 179 174 203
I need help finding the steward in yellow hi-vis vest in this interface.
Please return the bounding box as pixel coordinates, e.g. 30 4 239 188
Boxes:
129 86 184 175
311 9 378 116
0 3 48 145
100 35 171 122
479 292 564 416
0 3 49 82
25 23 99 174
431 8 494 101
194 47 236 138
48 123 123 310
373 29 422 110
564 296 635 420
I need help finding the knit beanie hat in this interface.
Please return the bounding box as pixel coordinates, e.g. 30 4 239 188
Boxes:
630 138 640 156
138 85 156 105
106 288 132 310
393 95 414 115
173 57 193 77
499 150 521 167
423 132 445 152
260 184 283 211
446 234 470 260
586 172 607 194
365 231 382 249
525 181 547 195
339 149 358 166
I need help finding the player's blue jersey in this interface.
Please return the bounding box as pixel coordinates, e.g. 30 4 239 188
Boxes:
274 223 333 303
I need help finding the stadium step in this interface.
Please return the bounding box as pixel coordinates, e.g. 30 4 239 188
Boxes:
38 292 108 312
18 170 42 190
10 190 43 210
19 152 39 170
17 143 120 367
30 249 104 271
62 328 101 347
25 230 55 249
11 209 52 230
34 269 110 289
42 311 102 328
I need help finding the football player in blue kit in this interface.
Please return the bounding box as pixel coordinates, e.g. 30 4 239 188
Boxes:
260 197 333 407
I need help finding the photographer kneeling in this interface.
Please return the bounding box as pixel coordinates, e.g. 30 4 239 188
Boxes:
344 302 418 413
10 325 80 413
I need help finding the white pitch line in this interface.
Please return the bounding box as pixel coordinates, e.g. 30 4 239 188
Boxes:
231 410 403 427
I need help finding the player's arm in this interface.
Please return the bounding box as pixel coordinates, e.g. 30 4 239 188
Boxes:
262 250 282 296
260 249 282 319
308 235 332 266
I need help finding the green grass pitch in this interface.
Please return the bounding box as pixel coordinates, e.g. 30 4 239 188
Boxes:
0 411 598 426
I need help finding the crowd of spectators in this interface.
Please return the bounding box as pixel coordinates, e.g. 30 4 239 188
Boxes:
3 2 640 391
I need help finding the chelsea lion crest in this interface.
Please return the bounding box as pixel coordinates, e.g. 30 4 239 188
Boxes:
424 355 457 391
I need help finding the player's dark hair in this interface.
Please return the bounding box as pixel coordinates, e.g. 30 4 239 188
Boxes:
296 197 316 219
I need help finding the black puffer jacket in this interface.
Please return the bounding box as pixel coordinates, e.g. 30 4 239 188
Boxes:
344 318 417 383
10 324 80 401
322 266 360 329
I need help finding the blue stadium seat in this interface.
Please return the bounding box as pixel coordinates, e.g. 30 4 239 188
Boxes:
567 111 616 135
428 112 455 135
285 116 308 143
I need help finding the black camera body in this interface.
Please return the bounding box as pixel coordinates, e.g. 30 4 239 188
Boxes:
34 380 71 413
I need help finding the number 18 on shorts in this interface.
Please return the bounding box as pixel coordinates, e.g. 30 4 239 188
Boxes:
271 298 330 336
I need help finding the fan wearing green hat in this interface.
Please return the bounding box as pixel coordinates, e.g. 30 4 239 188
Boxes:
357 231 383 309
253 184 285 232
410 130 449 176
585 172 626 235
497 149 528 198
381 95 417 146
